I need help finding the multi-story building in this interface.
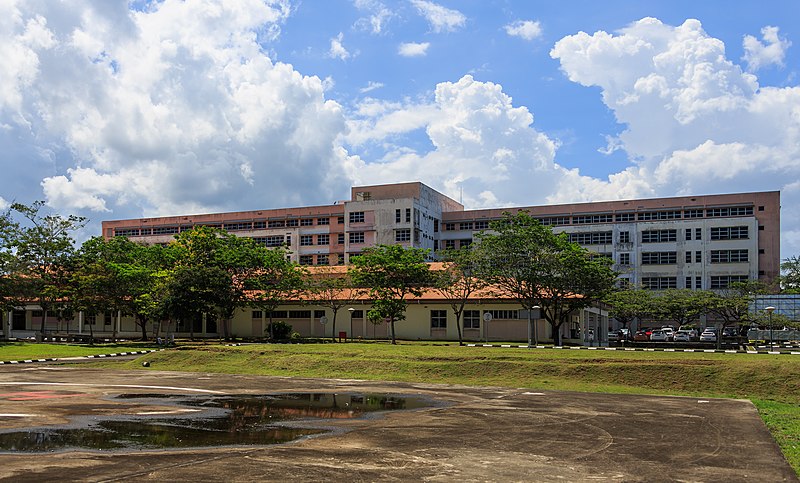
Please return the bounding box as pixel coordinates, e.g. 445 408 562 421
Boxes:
102 182 780 289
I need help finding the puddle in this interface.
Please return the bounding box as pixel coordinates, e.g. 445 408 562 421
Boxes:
0 393 431 453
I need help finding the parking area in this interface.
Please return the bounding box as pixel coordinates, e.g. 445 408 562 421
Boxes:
0 366 796 482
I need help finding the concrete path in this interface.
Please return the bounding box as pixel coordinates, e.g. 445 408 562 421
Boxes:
0 366 795 482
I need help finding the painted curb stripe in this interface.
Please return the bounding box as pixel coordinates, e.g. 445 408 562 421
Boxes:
461 345 800 355
0 350 159 365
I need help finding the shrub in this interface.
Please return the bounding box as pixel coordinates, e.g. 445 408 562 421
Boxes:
266 321 293 340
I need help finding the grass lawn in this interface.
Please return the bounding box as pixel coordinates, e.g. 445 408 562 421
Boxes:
0 341 160 360
37 340 800 475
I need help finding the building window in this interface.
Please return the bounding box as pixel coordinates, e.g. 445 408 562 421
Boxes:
706 206 754 217
338 233 345 245
85 314 96 325
285 235 291 245
463 310 480 329
695 251 702 263
299 255 313 265
710 275 750 289
538 216 570 226
445 239 455 249
287 219 299 227
573 214 613 224
695 228 702 240
395 229 411 242
268 220 285 228
569 232 612 245
317 217 329 225
252 311 262 319
459 239 472 248
405 208 411 223
685 276 692 289
641 277 677 290
114 228 141 237
316 254 329 266
710 249 749 263
349 212 365 224
317 234 329 245
300 218 313 226
253 221 266 229
619 253 630 265
337 216 345 224
641 252 677 265
641 229 677 243
486 310 519 320
638 211 681 221
710 226 749 240
431 310 447 328
314 310 326 318
338 254 346 265
444 223 456 231
474 221 489 230
684 209 704 219
434 220 439 232
685 229 692 241
104 313 112 325
300 235 313 246
224 222 252 231
615 213 635 222
349 232 365 244
253 235 285 247
685 251 692 263
289 310 312 318
619 231 630 243
152 226 179 235
396 209 401 223
695 276 702 289
459 222 473 230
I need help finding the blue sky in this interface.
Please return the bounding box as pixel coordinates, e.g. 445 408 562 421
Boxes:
1 0 799 257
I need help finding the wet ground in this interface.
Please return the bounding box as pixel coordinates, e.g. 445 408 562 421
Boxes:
0 365 796 482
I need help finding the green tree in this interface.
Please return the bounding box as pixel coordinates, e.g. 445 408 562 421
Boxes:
604 287 654 332
349 244 431 345
10 201 86 338
475 211 617 346
0 209 20 320
707 280 766 347
780 256 800 293
304 267 359 342
433 246 489 346
244 243 302 340
650 289 716 329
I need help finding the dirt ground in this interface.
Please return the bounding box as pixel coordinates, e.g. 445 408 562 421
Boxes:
0 365 796 482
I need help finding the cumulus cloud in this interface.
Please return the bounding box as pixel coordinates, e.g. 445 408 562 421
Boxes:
398 41 430 57
743 26 791 72
410 0 465 33
504 20 542 41
550 17 800 256
328 32 351 60
346 75 560 209
0 0 350 225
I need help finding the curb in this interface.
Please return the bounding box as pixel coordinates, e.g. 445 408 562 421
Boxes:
0 349 160 365
465 344 800 355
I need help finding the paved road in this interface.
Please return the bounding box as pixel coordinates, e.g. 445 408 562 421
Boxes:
0 366 795 482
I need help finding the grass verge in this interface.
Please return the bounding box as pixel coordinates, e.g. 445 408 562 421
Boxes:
76 341 800 475
0 341 160 360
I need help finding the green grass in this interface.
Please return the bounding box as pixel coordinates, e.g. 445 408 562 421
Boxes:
40 341 800 475
0 341 160 360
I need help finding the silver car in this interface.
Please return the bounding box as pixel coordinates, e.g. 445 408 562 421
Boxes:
699 329 717 342
650 330 669 342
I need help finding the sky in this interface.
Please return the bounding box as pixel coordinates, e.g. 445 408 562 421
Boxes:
1 0 799 258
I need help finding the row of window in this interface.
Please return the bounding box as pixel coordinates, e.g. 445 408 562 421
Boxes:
641 275 750 290
637 249 749 265
444 221 490 231
439 206 757 230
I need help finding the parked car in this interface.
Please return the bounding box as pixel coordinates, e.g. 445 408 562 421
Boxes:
608 331 620 342
634 330 649 342
661 327 675 341
699 328 717 342
673 330 692 343
650 330 669 342
722 327 739 338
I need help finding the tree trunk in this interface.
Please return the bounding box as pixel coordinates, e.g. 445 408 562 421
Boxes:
455 311 463 346
390 317 396 345
331 311 338 343
39 307 48 339
138 315 148 341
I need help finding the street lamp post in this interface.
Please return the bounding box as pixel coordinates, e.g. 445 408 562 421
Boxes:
530 305 541 347
348 307 355 342
765 306 776 351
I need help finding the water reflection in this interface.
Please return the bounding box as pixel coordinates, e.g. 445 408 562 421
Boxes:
0 393 429 453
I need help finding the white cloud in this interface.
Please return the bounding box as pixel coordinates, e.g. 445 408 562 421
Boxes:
550 17 800 257
398 41 430 57
743 26 791 72
328 32 351 60
410 0 465 33
0 196 8 210
359 81 384 93
353 0 394 34
504 20 542 41
0 0 351 225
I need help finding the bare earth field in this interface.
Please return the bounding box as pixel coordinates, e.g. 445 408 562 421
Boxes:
0 366 796 482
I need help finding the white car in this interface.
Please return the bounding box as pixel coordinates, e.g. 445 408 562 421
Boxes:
673 330 692 343
650 330 669 342
699 329 717 342
660 327 675 341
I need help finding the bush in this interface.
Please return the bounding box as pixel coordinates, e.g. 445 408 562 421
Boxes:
266 321 293 340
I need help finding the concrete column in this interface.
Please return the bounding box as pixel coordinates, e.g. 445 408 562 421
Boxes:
78 311 83 334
